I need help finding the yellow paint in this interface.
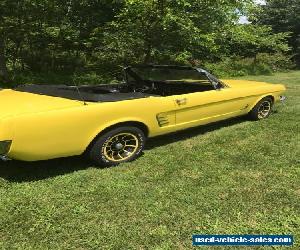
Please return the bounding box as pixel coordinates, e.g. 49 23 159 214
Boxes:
0 80 285 161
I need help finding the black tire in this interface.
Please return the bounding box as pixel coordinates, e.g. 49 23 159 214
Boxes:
88 126 146 166
248 97 273 120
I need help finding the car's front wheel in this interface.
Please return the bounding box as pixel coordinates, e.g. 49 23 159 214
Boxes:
88 126 146 166
248 97 273 120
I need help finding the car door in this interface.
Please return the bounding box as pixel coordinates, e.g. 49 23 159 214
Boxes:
174 86 251 128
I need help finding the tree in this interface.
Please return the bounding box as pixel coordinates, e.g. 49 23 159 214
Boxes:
222 24 290 59
252 0 300 65
0 0 124 82
97 0 255 67
0 0 293 83
0 39 10 83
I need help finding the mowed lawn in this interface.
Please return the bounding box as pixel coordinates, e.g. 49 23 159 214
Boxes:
0 71 299 250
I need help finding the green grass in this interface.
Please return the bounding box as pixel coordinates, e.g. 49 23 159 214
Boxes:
0 71 299 249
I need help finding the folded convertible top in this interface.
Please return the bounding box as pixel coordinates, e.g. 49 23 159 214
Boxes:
15 84 155 102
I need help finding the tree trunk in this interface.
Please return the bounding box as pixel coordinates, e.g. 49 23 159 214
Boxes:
143 43 152 64
0 39 11 84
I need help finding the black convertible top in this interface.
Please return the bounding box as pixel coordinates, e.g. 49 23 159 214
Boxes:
15 84 154 102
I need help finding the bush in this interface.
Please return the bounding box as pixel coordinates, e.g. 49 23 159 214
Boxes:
204 53 295 78
255 53 295 72
11 71 73 86
72 72 113 85
9 71 114 87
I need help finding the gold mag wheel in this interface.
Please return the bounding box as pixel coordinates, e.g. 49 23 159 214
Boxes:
103 132 139 162
258 100 271 119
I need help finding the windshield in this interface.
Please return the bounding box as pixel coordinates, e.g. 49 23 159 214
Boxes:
128 67 212 84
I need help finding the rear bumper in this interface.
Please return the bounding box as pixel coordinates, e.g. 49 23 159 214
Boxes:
0 140 12 161
0 155 11 161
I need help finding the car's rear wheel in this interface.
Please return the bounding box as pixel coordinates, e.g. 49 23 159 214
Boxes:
248 97 273 120
88 126 146 166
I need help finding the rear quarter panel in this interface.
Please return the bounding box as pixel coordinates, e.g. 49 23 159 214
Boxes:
7 96 171 161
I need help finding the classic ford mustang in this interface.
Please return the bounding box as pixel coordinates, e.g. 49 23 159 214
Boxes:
0 65 286 166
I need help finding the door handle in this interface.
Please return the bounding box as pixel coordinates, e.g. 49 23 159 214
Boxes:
176 98 187 105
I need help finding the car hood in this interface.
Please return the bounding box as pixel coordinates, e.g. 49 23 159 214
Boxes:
0 89 83 119
222 79 277 88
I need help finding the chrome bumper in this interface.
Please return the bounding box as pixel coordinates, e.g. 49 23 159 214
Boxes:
0 140 12 161
279 95 286 102
0 155 11 161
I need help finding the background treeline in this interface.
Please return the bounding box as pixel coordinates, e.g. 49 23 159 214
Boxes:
0 0 299 85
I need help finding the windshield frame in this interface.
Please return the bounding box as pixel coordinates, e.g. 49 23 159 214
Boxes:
124 65 227 90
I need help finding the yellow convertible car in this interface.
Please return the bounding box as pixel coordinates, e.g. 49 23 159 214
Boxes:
0 65 286 166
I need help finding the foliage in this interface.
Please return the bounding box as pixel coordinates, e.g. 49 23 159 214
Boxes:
255 53 295 71
251 0 300 65
0 0 124 80
220 24 290 58
10 71 112 87
205 53 295 77
10 71 73 86
97 0 252 65
0 0 294 85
